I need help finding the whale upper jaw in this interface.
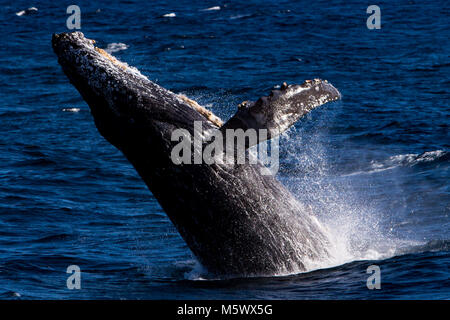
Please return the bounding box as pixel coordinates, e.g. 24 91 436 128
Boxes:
52 32 161 119
52 32 210 151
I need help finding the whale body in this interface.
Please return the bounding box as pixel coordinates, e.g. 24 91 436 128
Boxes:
52 32 341 276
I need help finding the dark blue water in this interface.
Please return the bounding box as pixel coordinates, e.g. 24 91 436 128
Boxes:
0 0 449 299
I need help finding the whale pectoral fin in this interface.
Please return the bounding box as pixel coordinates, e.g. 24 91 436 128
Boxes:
220 79 341 148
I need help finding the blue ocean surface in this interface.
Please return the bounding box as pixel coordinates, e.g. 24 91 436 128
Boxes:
0 0 448 299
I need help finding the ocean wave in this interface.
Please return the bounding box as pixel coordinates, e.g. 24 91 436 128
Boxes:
369 150 448 171
179 238 449 281
0 291 21 299
33 233 74 243
344 150 448 176
229 13 256 20
396 239 450 255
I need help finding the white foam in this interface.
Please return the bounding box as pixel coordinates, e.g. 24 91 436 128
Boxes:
273 122 424 275
230 14 253 20
201 6 221 11
344 150 447 176
183 259 209 280
16 7 37 16
373 150 446 168
162 12 176 18
62 107 80 112
105 42 129 54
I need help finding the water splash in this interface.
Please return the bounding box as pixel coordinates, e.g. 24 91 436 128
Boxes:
175 92 432 279
279 114 424 273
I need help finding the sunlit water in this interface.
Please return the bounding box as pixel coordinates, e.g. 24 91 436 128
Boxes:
0 0 448 299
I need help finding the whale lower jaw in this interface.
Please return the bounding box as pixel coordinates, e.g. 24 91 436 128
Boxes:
53 32 339 276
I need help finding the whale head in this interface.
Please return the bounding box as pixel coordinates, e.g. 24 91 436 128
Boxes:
52 32 209 157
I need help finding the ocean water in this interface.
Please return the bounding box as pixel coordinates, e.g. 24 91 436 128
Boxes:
0 0 448 299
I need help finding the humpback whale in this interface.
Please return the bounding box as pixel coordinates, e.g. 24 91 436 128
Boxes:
52 32 341 277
